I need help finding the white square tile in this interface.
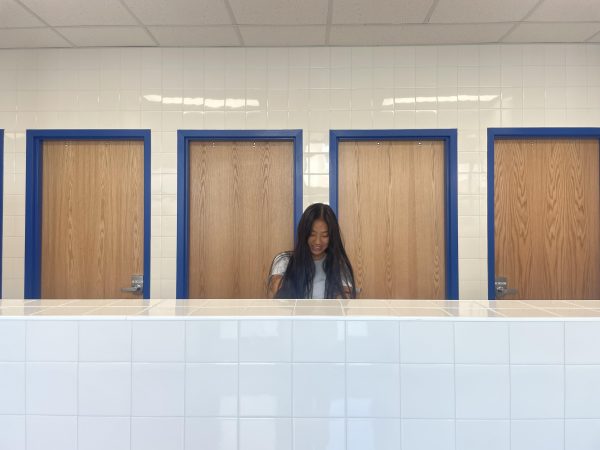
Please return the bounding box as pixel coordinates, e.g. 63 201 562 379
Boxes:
239 419 292 450
347 364 400 418
566 366 600 418
566 322 600 364
131 417 184 450
26 320 78 361
346 320 399 363
27 416 77 450
347 418 401 450
131 363 184 416
293 320 345 362
511 419 564 450
400 321 454 364
26 362 77 415
456 365 510 419
456 420 510 450
132 321 185 362
0 320 25 361
78 363 131 416
565 419 600 450
511 365 564 419
293 419 345 450
293 363 345 417
185 363 237 417
455 322 509 364
401 364 454 419
0 363 24 414
239 320 291 362
79 320 131 362
239 364 291 417
509 322 564 364
185 418 237 450
401 419 455 450
0 415 25 450
186 321 238 362
78 417 130 450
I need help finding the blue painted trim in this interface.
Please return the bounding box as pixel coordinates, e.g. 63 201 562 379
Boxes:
329 129 459 300
176 130 303 299
24 129 152 299
487 127 600 300
0 130 3 298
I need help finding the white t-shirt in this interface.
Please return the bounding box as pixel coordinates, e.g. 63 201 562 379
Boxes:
270 254 348 299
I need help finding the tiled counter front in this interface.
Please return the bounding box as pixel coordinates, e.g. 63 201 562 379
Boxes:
1 310 600 450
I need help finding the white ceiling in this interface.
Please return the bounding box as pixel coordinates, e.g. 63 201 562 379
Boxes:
0 0 599 48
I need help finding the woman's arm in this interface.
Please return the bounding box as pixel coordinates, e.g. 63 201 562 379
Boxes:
267 275 283 299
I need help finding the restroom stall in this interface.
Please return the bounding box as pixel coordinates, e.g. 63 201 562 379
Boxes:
25 131 151 299
332 130 458 300
177 131 301 299
490 130 600 300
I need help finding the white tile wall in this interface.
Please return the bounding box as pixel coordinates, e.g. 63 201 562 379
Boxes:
4 317 600 448
2 44 600 298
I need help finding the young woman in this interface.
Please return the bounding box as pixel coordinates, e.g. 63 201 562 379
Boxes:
268 203 356 299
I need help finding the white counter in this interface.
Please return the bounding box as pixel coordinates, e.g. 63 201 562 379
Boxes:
1 299 599 450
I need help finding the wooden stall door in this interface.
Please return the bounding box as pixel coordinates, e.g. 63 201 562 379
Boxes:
188 141 294 298
339 140 446 299
495 139 600 300
41 140 144 299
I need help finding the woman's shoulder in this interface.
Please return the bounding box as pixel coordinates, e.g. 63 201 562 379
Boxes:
270 251 292 276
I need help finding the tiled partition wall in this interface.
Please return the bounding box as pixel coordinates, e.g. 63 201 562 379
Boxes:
0 317 599 450
2 44 600 298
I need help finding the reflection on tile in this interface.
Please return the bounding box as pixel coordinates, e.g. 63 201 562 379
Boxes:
24 300 73 307
491 308 559 318
519 300 581 308
145 307 199 316
342 300 389 308
566 300 600 308
542 309 600 318
33 307 101 316
294 307 345 316
63 300 118 307
344 308 398 316
0 307 46 316
189 308 248 316
87 307 149 316
296 300 341 307
390 308 452 317
203 299 256 307
240 307 294 316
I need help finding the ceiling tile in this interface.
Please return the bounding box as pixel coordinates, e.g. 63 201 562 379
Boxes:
429 0 539 23
123 0 231 25
529 0 600 22
19 0 137 26
229 0 328 25
149 26 240 46
503 22 600 42
239 25 325 45
0 27 70 47
329 24 512 45
332 0 435 24
0 0 45 27
56 26 156 47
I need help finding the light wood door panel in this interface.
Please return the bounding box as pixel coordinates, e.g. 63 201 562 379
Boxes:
188 141 294 298
41 140 144 299
495 138 600 299
339 140 446 299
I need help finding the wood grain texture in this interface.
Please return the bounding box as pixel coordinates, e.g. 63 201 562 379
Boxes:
495 139 600 299
41 140 144 299
188 140 294 298
338 140 446 299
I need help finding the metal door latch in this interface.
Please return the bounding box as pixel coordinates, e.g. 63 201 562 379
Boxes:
495 276 517 297
121 274 143 295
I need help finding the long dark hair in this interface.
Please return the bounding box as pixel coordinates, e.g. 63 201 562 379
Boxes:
274 203 356 299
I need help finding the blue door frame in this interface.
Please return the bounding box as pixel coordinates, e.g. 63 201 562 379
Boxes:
329 129 459 300
176 130 303 299
487 127 600 299
24 130 152 299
